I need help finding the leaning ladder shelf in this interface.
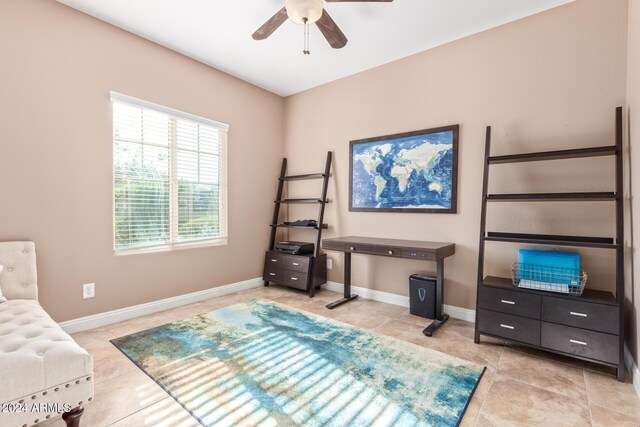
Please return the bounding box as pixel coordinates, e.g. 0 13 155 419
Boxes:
263 152 332 298
474 107 625 381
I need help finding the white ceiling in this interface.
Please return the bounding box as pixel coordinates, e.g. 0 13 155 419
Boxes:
55 0 574 96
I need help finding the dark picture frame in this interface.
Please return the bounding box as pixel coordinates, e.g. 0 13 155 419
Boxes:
349 124 459 213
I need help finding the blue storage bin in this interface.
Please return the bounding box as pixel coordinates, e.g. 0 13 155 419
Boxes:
517 248 580 287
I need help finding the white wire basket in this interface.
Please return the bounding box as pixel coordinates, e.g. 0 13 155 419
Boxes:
511 263 587 296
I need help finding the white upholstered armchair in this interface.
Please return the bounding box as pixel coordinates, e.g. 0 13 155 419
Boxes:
0 242 94 427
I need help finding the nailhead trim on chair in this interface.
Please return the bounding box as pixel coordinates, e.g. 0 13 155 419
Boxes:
7 377 94 426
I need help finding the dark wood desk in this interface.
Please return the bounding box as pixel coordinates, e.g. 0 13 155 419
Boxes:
322 236 456 336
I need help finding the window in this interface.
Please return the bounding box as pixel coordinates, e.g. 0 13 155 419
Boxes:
111 92 228 253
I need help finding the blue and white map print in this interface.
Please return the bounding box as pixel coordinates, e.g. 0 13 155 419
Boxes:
351 130 455 210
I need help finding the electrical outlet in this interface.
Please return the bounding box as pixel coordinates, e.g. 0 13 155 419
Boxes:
327 258 333 269
83 283 95 299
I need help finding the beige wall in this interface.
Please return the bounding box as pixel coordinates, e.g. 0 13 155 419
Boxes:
0 0 285 321
0 0 631 325
627 0 640 362
284 0 628 311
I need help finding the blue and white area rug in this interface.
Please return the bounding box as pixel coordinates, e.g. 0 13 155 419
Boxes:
111 300 485 427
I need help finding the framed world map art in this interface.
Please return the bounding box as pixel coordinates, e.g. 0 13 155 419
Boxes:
350 125 459 213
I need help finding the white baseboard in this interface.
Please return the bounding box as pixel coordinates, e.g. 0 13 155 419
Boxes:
59 277 263 334
624 345 640 398
324 281 476 323
60 278 476 334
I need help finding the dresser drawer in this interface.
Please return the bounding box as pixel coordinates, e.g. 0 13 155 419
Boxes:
477 309 540 346
541 322 619 364
542 297 619 335
283 271 309 290
263 264 284 283
284 255 310 273
265 252 287 268
478 286 541 319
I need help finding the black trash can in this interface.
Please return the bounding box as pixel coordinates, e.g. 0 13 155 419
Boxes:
409 274 436 319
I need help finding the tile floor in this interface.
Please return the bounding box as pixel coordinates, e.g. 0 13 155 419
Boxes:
40 285 640 427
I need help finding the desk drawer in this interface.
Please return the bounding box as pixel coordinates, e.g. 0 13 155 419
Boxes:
284 271 308 290
477 309 540 346
346 244 404 258
478 286 541 319
541 322 619 364
541 297 619 335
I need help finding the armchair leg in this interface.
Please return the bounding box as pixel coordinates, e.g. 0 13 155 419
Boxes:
62 406 84 427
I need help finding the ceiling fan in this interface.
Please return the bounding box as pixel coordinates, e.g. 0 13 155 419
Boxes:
252 0 393 54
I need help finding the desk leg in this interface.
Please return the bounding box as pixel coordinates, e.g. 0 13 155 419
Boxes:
326 252 359 309
423 259 449 337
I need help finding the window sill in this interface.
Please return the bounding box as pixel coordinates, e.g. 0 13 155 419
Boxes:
114 238 228 256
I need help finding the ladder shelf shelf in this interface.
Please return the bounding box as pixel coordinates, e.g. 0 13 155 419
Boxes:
279 173 326 181
483 232 617 249
488 145 617 164
486 192 616 202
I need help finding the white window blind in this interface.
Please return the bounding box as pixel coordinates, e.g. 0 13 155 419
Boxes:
111 92 228 253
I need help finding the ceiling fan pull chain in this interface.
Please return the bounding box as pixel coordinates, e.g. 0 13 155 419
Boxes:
303 17 310 55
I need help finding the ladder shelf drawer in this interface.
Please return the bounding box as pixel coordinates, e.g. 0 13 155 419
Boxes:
477 309 541 346
478 285 541 319
541 322 619 364
541 296 620 335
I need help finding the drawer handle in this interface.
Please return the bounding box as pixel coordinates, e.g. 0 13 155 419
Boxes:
270 259 278 262
291 277 298 281
500 324 515 330
269 273 276 276
292 262 300 266
570 312 587 318
350 246 355 251
501 300 516 305
388 250 394 255
570 339 587 346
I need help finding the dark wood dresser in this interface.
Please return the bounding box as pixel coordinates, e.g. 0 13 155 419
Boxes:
263 251 326 291
477 277 620 367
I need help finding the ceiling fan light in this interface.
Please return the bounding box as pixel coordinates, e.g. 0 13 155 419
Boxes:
285 0 324 25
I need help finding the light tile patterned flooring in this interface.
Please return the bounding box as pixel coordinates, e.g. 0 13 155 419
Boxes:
40 285 640 427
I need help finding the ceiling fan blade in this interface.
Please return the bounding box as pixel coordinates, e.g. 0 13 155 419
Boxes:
316 10 348 49
325 0 393 2
252 7 288 40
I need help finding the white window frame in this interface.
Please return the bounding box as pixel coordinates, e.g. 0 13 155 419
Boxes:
110 91 229 255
